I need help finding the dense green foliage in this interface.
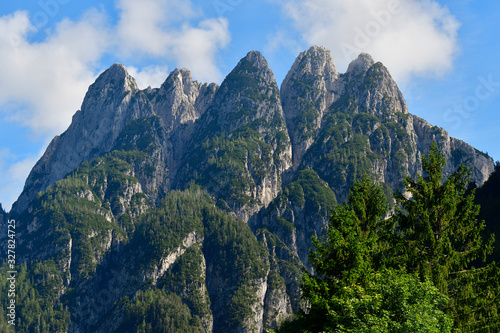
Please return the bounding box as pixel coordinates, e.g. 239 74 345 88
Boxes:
277 176 452 332
160 245 212 323
394 143 493 286
0 145 276 332
202 205 269 332
135 189 206 265
120 191 270 333
264 169 337 233
118 289 203 333
278 144 500 332
15 151 149 280
197 129 273 206
94 187 271 333
394 142 499 331
0 263 69 332
279 269 452 333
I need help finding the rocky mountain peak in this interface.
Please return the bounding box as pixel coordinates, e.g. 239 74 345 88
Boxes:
162 68 193 91
241 50 268 71
160 68 197 105
346 53 375 77
203 51 282 133
107 63 129 76
79 63 140 119
283 46 339 84
281 45 341 168
92 63 137 93
154 68 217 132
338 53 409 117
227 50 278 90
11 63 151 215
177 51 292 219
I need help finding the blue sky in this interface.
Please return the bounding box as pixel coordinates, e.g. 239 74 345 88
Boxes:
0 0 499 211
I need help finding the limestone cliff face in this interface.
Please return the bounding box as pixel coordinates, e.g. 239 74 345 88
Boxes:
12 64 151 214
150 68 218 168
343 53 408 117
151 68 216 131
410 115 494 185
12 65 217 215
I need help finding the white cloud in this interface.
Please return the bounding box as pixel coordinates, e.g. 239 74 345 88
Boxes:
127 65 170 89
0 9 110 134
0 1 231 135
169 18 230 83
116 0 230 83
275 0 460 81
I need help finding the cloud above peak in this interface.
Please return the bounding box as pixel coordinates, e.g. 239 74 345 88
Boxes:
278 0 460 81
0 9 109 133
0 0 230 135
116 0 230 83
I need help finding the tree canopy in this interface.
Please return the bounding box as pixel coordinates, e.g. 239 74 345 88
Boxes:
394 142 499 331
277 142 500 332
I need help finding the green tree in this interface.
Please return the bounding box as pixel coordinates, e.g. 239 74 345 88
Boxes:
277 176 452 332
393 142 500 331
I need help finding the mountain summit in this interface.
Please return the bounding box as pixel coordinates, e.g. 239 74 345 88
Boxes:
4 47 495 332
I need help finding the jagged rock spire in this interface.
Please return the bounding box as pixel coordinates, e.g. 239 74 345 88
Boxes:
281 45 341 168
203 50 284 134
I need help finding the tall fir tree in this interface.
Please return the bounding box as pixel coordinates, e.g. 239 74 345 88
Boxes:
277 176 452 333
394 141 500 331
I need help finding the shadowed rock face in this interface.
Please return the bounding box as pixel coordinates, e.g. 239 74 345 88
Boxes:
12 64 218 215
7 47 495 333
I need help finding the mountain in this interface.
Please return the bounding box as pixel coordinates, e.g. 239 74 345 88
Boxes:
281 47 492 203
1 46 495 333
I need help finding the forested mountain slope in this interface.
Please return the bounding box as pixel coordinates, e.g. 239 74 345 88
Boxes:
1 46 495 332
